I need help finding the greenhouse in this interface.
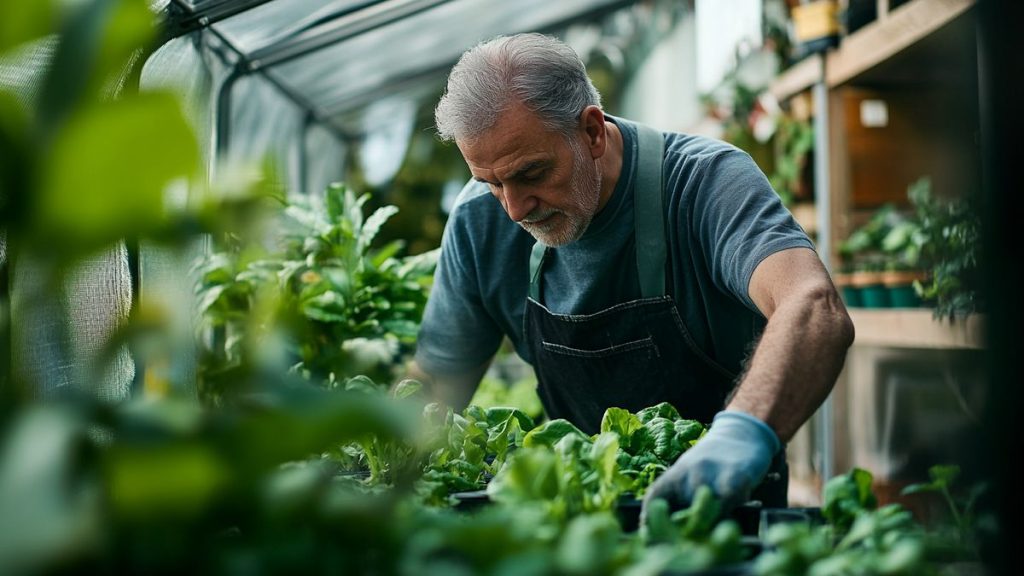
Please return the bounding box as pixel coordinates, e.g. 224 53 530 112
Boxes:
1 0 1018 574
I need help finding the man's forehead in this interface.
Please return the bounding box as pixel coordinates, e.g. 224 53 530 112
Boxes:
459 129 559 178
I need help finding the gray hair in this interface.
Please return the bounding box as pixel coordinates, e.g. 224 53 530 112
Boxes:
434 33 602 143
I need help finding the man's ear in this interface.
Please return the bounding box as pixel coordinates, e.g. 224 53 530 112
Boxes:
579 105 607 159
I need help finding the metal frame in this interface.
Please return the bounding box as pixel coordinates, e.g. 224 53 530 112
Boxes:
163 0 279 40
246 0 451 69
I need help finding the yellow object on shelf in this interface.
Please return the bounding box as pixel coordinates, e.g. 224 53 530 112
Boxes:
791 0 840 44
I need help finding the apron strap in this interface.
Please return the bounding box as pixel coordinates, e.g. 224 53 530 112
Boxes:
634 122 666 299
528 240 547 301
527 121 667 302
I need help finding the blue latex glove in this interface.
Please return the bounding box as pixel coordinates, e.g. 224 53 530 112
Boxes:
641 410 781 518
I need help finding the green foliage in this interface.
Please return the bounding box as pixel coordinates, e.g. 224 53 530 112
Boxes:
0 385 421 575
638 489 749 574
902 464 991 561
37 92 199 249
839 203 922 272
755 466 991 576
1 0 55 55
488 431 625 523
194 182 438 391
768 115 814 206
470 373 544 423
822 467 878 532
417 403 535 505
838 177 981 316
905 178 982 319
601 402 706 496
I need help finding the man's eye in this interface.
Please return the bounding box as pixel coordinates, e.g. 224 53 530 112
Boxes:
521 171 545 183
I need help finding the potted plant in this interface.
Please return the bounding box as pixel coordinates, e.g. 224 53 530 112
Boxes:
838 206 900 308
831 266 862 308
904 178 982 319
878 208 928 308
850 264 889 309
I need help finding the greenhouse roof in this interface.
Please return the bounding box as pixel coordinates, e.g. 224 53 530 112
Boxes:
159 0 642 134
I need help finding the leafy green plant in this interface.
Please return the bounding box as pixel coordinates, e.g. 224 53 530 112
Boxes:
194 182 438 392
769 115 814 206
839 203 918 272
601 403 706 496
469 370 544 424
757 468 928 576
905 178 982 319
488 426 625 523
902 464 991 561
416 403 535 505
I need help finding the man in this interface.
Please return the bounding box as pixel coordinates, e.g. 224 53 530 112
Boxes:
411 33 854 517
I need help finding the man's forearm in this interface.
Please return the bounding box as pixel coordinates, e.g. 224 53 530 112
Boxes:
406 358 492 411
727 284 854 442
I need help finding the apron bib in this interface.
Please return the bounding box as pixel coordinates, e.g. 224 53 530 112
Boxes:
523 122 787 506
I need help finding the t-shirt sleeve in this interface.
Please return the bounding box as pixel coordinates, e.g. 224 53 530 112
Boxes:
414 196 504 376
692 150 815 312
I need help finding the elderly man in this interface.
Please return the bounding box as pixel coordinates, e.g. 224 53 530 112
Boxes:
410 33 854 516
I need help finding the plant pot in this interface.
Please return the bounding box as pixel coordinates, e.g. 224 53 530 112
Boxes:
616 496 765 535
832 272 862 308
791 0 841 55
452 488 490 511
850 270 888 308
881 269 927 308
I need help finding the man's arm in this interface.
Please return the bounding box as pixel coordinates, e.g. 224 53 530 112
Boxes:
406 358 493 412
729 246 855 441
642 246 853 516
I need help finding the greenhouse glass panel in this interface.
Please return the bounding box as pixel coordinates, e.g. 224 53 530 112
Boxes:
271 0 633 116
211 0 378 53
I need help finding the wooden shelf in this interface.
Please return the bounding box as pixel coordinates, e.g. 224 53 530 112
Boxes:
767 0 974 102
825 0 976 87
769 53 822 102
848 309 984 349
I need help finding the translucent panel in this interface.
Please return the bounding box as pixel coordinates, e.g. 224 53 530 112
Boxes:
0 37 59 110
271 0 626 116
358 95 415 187
213 0 371 52
226 73 305 191
142 34 216 165
12 245 134 402
303 122 347 196
139 238 203 396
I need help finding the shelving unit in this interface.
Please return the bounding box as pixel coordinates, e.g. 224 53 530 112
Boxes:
825 0 975 88
771 0 975 97
849 309 984 349
771 0 984 505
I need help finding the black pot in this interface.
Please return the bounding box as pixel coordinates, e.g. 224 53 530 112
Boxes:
452 488 491 511
615 497 765 535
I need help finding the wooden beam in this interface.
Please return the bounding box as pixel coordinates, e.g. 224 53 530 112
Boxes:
849 309 985 349
826 0 975 87
769 53 823 102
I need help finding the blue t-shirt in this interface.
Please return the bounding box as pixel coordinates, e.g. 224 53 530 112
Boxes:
415 116 814 377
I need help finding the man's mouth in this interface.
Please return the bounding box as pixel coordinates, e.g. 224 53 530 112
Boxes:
521 210 559 226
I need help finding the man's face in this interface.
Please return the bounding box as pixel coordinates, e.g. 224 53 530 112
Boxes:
457 102 602 247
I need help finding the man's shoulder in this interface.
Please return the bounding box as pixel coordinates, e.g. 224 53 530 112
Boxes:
446 180 529 251
448 180 505 226
662 131 744 163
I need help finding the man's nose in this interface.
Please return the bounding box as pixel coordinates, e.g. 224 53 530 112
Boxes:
503 186 538 223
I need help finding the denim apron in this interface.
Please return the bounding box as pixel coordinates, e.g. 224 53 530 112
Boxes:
523 122 787 506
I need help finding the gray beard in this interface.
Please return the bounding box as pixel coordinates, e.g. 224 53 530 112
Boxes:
520 139 602 247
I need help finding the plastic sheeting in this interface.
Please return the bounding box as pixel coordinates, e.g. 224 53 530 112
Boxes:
3 0 693 400
151 0 641 193
2 36 135 401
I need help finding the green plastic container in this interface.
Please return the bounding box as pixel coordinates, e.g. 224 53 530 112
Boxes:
852 271 888 308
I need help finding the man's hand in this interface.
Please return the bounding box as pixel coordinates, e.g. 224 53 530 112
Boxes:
641 410 780 520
